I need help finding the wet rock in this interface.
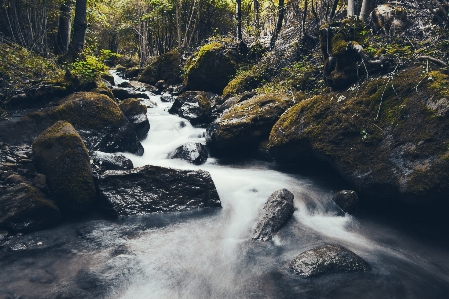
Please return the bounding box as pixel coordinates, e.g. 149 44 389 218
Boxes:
4 174 25 185
112 88 149 100
333 190 359 214
32 121 96 213
168 142 208 165
268 67 449 205
160 93 173 102
26 92 144 155
119 98 150 140
168 91 219 127
118 81 132 88
138 50 182 85
97 165 221 217
252 189 295 241
91 151 133 173
184 42 239 94
206 93 292 156
289 245 370 278
155 80 167 91
33 173 46 189
101 74 115 87
0 183 62 232
124 67 143 79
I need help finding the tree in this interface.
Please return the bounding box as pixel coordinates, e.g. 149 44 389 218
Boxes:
236 0 243 41
347 0 355 17
63 0 87 61
359 0 370 22
270 0 285 49
55 0 74 55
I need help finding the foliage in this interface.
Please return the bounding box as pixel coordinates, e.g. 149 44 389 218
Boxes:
68 54 108 83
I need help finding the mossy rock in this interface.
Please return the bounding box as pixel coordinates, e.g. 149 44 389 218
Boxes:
168 91 219 127
0 183 62 232
27 92 144 155
119 98 150 140
138 50 182 85
223 66 271 96
90 86 116 102
32 121 96 214
269 67 449 205
184 42 239 94
206 93 293 156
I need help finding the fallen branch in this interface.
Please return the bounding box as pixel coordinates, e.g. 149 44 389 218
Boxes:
417 55 448 67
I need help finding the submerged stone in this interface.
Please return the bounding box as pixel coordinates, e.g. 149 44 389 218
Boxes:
168 142 208 165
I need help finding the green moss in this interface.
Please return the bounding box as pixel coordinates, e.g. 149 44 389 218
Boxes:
428 71 449 97
139 50 181 85
119 98 147 116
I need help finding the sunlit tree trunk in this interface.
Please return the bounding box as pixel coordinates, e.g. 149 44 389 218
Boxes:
347 0 355 17
359 0 370 22
64 0 87 61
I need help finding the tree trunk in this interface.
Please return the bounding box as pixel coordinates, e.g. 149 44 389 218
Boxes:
359 0 370 22
55 0 73 55
176 0 181 48
347 0 355 17
329 0 339 20
236 0 242 41
270 0 285 49
254 0 260 38
302 0 308 36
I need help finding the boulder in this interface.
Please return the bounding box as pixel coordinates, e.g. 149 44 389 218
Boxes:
90 86 116 102
206 93 292 156
32 121 96 213
184 42 239 94
124 67 143 79
138 50 182 85
27 92 144 155
252 189 295 241
289 245 370 278
268 67 449 205
91 151 133 173
168 91 219 127
0 183 62 232
112 88 149 100
333 190 359 214
119 98 150 140
168 142 208 165
96 165 221 217
371 4 410 34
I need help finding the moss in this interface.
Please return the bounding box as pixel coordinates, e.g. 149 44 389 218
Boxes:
138 50 181 85
119 98 147 116
427 71 449 97
184 42 239 94
32 121 96 213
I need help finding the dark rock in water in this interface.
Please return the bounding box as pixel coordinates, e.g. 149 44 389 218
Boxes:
119 98 150 140
26 92 144 155
97 165 221 217
32 121 96 213
169 91 219 127
91 151 133 174
0 183 62 232
101 74 115 87
138 50 182 85
333 190 359 214
168 142 208 165
118 81 132 88
184 42 239 94
112 88 149 100
289 244 370 278
206 93 292 156
252 189 295 241
124 67 143 79
160 93 173 102
155 80 167 91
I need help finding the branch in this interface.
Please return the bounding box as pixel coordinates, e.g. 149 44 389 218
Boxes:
417 55 448 67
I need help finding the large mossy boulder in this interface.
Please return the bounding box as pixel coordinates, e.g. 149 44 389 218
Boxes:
138 50 182 85
32 121 96 213
184 42 239 94
206 93 293 156
168 91 219 126
96 165 221 217
269 67 449 205
28 92 144 155
119 98 150 140
289 245 370 278
0 183 62 232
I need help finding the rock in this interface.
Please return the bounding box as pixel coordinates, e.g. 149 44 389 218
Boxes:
119 98 150 140
268 67 449 205
138 50 182 85
33 173 46 189
184 42 240 94
26 92 144 155
168 142 208 165
168 91 219 127
252 189 295 241
160 93 173 102
118 81 132 88
32 121 96 213
206 93 292 156
101 74 115 87
112 88 149 100
90 86 116 102
333 190 359 214
124 67 143 79
289 245 370 278
371 4 410 34
0 183 62 232
4 174 25 185
91 151 133 172
96 165 221 217
155 80 167 91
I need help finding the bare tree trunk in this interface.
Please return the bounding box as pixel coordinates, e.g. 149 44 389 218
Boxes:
55 0 73 55
329 0 339 20
236 0 242 41
270 0 285 49
347 0 355 17
254 0 260 38
302 0 308 36
63 0 87 62
176 0 181 48
359 0 370 22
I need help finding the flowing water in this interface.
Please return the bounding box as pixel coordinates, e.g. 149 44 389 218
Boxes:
1 73 449 299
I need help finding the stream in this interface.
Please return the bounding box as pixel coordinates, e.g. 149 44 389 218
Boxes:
1 72 449 299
